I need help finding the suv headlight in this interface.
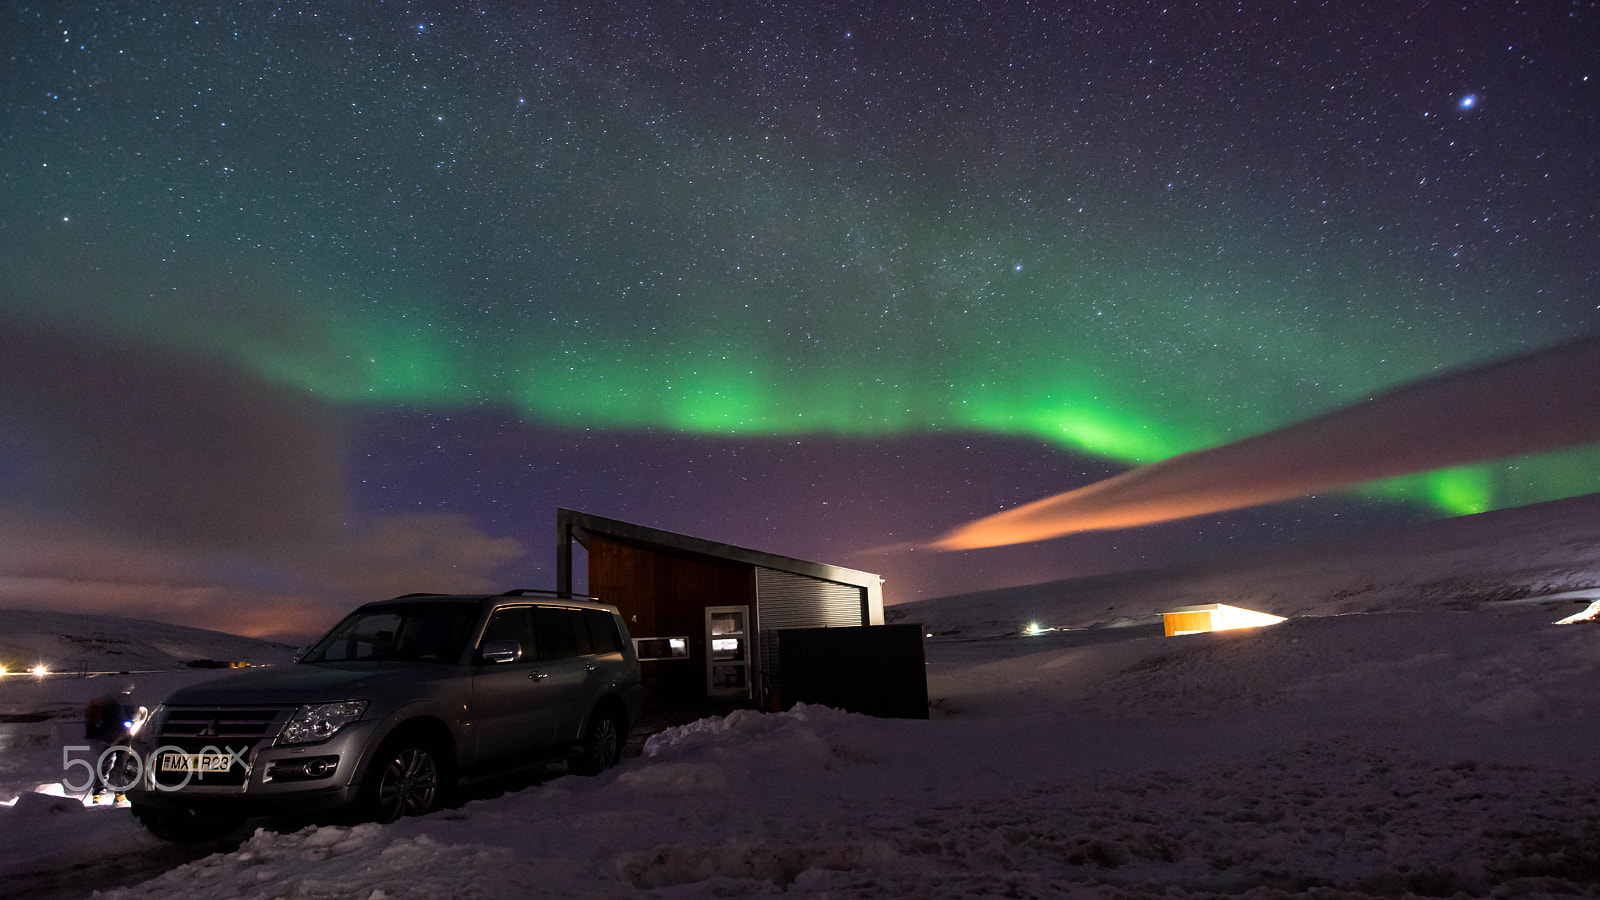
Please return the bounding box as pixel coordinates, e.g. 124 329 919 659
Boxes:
279 701 368 745
139 703 167 740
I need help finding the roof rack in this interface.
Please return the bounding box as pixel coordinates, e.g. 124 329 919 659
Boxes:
497 588 602 602
382 589 603 602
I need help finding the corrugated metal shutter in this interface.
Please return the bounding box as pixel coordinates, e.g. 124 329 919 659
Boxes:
755 568 865 699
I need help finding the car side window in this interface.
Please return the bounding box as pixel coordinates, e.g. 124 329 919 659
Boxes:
478 607 535 663
569 609 595 656
532 606 579 660
585 610 623 654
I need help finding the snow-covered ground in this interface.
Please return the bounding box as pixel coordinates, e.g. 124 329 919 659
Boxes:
3 496 1600 899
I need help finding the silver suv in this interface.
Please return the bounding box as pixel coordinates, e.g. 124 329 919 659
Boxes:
126 591 643 842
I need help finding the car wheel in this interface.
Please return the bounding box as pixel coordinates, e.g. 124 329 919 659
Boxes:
363 739 444 823
570 709 624 776
132 804 247 844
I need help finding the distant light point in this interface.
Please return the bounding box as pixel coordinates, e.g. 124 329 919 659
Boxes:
1459 94 1477 110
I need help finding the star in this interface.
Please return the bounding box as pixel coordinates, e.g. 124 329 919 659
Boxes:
1459 94 1477 110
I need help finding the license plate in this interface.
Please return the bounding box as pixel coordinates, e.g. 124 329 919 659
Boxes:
159 752 238 773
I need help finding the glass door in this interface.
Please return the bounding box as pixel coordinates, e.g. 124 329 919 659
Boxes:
704 606 750 699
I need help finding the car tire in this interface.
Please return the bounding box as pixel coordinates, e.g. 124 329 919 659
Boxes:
361 737 448 823
132 804 247 844
569 708 625 776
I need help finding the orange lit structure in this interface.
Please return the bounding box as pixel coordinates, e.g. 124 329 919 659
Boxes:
1162 603 1286 637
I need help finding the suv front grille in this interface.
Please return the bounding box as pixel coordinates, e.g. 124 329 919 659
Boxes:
159 707 288 742
151 707 291 788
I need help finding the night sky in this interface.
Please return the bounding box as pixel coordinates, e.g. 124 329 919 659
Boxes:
2 1 1597 640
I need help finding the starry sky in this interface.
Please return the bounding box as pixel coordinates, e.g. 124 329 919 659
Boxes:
1 1 1597 640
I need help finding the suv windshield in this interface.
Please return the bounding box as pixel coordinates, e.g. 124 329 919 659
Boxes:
300 603 478 663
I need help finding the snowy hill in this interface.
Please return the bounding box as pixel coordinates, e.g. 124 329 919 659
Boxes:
2 497 1599 899
892 491 1600 638
0 609 294 676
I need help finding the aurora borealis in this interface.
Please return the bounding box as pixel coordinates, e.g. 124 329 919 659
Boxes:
2 2 1598 636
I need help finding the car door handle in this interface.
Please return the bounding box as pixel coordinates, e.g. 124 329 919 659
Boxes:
529 671 548 681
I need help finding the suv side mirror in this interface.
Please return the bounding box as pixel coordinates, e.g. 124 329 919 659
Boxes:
480 640 523 664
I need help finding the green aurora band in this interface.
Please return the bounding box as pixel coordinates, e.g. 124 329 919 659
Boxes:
6 219 1593 520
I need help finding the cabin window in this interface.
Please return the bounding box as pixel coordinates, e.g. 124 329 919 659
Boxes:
633 636 690 660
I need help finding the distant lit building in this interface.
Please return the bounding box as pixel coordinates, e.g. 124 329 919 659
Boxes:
1162 603 1285 637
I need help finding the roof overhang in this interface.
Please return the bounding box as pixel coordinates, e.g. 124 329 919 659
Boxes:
555 508 884 619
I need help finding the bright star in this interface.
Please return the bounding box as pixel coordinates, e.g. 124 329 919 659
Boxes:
1459 94 1477 110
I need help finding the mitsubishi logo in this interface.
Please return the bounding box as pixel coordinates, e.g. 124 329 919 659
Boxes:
197 719 219 738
